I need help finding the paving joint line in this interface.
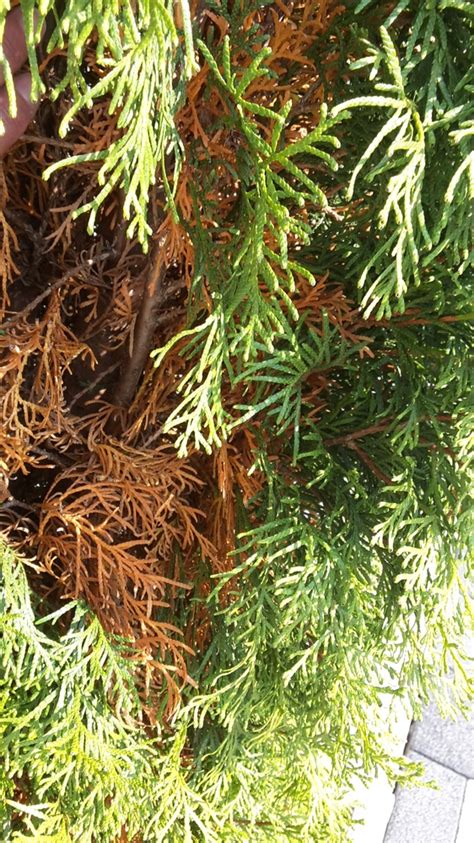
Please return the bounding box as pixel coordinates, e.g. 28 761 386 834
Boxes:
453 777 468 841
408 747 470 780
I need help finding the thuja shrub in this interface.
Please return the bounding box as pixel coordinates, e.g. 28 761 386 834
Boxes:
0 0 473 840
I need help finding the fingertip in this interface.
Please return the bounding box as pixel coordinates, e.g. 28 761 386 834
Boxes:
0 7 29 85
0 72 39 158
0 8 45 87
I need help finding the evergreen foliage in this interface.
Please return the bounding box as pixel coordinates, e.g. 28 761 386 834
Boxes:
0 0 473 840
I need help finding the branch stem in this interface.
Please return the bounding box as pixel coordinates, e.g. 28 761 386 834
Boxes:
114 235 169 407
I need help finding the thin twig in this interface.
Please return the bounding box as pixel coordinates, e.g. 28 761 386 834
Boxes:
2 251 113 330
69 361 121 410
114 235 169 407
21 133 78 150
29 446 70 469
141 426 165 449
1 498 39 512
324 420 391 447
324 414 453 447
348 442 393 485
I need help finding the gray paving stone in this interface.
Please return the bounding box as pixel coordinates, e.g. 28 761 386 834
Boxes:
409 702 474 777
456 779 474 843
383 751 466 843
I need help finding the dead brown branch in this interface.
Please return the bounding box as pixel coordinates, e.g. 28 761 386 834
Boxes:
113 235 169 407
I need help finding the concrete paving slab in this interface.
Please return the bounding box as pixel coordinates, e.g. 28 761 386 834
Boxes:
383 751 466 843
456 779 474 843
410 702 474 777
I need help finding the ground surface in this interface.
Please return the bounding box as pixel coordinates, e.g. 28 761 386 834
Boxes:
384 702 474 843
